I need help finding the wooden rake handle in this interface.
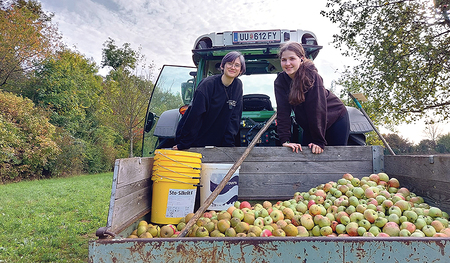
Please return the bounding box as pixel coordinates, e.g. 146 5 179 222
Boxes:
178 112 277 237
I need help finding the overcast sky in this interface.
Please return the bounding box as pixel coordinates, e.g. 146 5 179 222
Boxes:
38 0 449 144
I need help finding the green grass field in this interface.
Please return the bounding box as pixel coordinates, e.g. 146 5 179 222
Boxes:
0 173 113 262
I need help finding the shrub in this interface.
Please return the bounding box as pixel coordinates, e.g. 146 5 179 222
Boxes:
0 91 60 182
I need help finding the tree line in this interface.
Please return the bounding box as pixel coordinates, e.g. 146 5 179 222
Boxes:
1 0 153 183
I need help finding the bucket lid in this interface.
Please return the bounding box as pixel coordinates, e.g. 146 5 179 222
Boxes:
155 149 202 159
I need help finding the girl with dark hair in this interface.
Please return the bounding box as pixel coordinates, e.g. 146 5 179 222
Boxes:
173 51 246 150
274 42 349 154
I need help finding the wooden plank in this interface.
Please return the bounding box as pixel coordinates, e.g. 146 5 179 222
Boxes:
385 155 450 213
115 178 152 200
116 157 153 186
190 146 377 163
111 186 151 233
240 160 373 174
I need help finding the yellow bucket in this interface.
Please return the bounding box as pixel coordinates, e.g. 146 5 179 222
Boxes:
151 150 202 224
150 174 200 224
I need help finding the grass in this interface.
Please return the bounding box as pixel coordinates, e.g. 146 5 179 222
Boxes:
0 173 113 263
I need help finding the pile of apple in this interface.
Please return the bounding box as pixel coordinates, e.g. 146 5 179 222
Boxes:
128 172 450 238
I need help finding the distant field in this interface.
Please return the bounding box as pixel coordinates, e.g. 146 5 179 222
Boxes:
0 173 113 262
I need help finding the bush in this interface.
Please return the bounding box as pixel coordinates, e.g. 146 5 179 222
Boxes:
0 91 60 183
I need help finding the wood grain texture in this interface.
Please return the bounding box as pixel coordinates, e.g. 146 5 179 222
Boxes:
385 155 450 213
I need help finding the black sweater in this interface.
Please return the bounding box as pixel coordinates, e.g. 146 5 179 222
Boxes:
175 74 243 150
274 71 347 149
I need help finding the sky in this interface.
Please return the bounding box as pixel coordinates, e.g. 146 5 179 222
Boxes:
38 0 449 144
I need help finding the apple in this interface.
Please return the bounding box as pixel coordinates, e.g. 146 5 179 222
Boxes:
388 206 402 217
403 210 418 223
397 187 410 198
364 209 379 223
284 224 299 236
264 215 273 225
374 217 388 228
243 212 255 225
235 222 250 234
317 216 331 228
414 217 427 230
410 230 425 237
388 178 400 188
263 201 272 209
217 211 231 221
351 178 361 187
431 220 445 233
320 226 333 236
276 219 288 230
204 221 216 233
240 201 252 209
400 221 416 234
232 209 245 220
270 209 284 223
217 219 231 233
309 204 322 216
428 207 443 218
352 187 365 199
260 228 273 237
248 226 262 237
259 208 269 218
282 207 295 220
336 224 346 234
383 222 400 236
356 204 367 214
195 226 209 237
346 205 356 215
358 219 372 230
160 225 175 238
357 226 367 236
369 226 382 236
394 200 411 212
388 214 400 224
422 225 437 237
399 229 411 237
369 173 380 184
273 228 286 237
350 212 364 223
340 215 351 226
297 226 309 237
378 172 389 182
346 222 359 236
300 214 315 230
376 232 390 237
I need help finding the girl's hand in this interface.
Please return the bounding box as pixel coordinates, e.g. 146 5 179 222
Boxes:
308 143 323 154
172 145 178 150
282 142 302 153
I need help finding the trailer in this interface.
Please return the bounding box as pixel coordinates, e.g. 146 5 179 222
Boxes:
88 146 450 262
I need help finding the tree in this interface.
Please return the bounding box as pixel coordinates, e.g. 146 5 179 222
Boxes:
27 48 118 174
322 0 450 125
101 38 154 157
383 133 413 154
0 91 60 182
101 38 138 71
423 122 442 144
436 132 450 153
0 0 61 91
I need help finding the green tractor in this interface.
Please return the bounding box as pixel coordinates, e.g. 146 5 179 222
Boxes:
142 29 371 157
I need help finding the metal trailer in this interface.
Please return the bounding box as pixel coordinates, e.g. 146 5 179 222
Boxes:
89 146 450 262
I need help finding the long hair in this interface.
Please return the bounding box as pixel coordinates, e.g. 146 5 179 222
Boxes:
279 42 317 105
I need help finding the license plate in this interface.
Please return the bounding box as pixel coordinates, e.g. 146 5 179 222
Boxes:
232 30 281 44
